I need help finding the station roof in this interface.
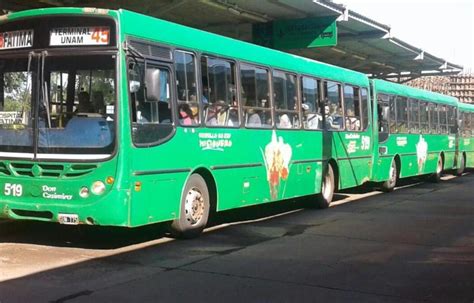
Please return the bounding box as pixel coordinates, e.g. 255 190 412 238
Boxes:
1 0 463 80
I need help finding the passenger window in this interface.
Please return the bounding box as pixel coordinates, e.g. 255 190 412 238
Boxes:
429 103 439 133
396 96 408 133
471 113 474 136
343 85 362 131
273 70 299 129
388 95 397 133
447 106 456 134
175 51 198 126
240 64 271 128
408 99 420 133
361 88 369 130
419 101 429 133
129 61 173 145
377 93 390 134
324 81 343 130
301 76 322 130
463 112 471 137
201 56 238 127
438 105 448 134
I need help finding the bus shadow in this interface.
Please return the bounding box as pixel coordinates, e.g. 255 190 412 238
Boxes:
0 172 469 250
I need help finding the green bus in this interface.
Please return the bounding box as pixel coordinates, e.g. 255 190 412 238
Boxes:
0 8 466 238
371 79 460 191
458 102 474 173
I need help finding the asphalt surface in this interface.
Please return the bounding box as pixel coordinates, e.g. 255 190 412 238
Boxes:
0 173 473 303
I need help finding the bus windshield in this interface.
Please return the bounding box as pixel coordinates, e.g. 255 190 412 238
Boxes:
0 54 116 159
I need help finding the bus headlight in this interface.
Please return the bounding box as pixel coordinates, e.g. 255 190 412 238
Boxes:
91 181 106 195
79 187 90 198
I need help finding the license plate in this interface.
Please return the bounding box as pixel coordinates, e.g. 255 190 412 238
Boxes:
58 214 79 225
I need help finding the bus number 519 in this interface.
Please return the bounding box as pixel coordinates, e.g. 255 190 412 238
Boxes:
4 183 23 197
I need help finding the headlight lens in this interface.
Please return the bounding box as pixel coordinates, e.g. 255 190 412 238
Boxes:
91 181 106 195
79 187 89 198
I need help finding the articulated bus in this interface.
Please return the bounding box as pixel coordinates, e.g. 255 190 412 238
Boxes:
0 8 467 238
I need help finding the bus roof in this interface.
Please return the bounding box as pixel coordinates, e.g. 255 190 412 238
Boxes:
458 102 474 112
118 9 369 87
371 78 458 106
3 7 368 88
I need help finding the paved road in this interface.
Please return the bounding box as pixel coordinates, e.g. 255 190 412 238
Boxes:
0 174 473 303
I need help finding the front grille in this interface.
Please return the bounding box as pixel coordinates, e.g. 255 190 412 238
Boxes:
0 161 98 178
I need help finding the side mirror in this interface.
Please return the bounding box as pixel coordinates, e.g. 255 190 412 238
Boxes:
145 68 161 102
382 105 390 119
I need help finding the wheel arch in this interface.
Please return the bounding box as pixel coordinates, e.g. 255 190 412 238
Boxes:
191 167 218 213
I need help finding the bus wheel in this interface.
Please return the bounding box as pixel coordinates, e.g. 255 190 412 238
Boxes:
170 174 210 239
456 154 466 176
381 160 397 192
315 164 335 208
431 156 443 182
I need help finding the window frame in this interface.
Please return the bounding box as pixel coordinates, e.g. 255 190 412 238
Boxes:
239 61 273 129
300 74 323 131
200 54 240 128
272 69 300 130
342 84 363 132
323 80 344 131
174 49 201 127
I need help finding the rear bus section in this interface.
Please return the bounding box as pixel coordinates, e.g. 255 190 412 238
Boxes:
371 79 459 190
0 9 130 226
458 102 474 173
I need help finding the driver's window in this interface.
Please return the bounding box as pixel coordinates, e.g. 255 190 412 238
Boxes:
129 60 173 145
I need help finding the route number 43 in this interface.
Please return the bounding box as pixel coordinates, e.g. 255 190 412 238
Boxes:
4 183 23 197
91 28 110 43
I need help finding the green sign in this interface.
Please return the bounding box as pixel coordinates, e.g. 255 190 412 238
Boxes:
253 16 337 50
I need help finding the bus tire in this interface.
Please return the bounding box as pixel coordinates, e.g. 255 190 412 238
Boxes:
315 164 335 208
381 160 397 192
431 156 443 183
456 154 466 176
169 174 210 239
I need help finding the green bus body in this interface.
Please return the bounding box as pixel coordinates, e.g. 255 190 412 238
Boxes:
458 102 474 168
371 79 459 182
0 8 469 230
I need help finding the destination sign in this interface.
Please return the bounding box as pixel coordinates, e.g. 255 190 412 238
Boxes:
50 27 110 46
0 29 34 50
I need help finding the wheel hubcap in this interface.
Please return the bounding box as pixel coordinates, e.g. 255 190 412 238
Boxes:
184 187 205 225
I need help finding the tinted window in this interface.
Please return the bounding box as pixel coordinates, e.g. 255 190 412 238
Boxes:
273 70 299 129
301 76 321 130
324 81 343 130
175 51 198 126
343 85 362 131
201 56 238 127
241 64 271 128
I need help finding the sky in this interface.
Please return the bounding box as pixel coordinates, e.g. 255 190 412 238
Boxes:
338 0 474 72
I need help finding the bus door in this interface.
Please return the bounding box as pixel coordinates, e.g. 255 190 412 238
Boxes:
128 59 181 225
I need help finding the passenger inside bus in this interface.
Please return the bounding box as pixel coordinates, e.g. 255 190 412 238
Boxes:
76 91 94 113
246 109 262 127
92 91 105 115
206 100 228 126
278 114 292 128
326 104 343 129
302 102 322 129
179 103 195 126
